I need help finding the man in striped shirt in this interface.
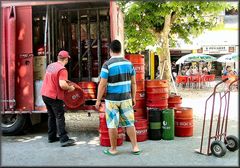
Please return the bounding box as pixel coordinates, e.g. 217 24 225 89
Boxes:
95 40 141 156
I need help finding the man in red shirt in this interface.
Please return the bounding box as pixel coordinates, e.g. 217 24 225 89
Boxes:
41 50 75 147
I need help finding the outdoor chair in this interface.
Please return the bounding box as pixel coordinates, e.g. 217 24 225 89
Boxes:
189 75 202 89
176 76 189 89
204 74 215 88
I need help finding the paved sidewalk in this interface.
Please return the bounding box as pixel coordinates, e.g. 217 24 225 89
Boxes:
1 87 239 167
1 116 239 167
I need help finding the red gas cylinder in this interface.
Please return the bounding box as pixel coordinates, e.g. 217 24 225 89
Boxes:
133 63 144 74
99 113 124 132
99 113 108 130
98 102 105 113
99 127 124 139
146 79 168 88
136 91 145 100
146 87 168 94
146 99 168 109
134 100 145 109
125 54 144 64
168 94 182 108
125 54 146 120
135 118 148 142
125 54 145 81
135 73 145 81
99 113 124 146
174 107 193 137
99 136 123 147
64 82 85 110
147 93 169 99
134 108 146 119
134 82 146 119
146 80 169 110
78 81 97 99
126 118 148 142
136 80 145 91
99 128 124 147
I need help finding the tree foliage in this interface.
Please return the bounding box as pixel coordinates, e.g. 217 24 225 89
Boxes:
118 1 229 54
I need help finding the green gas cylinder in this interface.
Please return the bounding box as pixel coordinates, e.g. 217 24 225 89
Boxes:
162 109 174 140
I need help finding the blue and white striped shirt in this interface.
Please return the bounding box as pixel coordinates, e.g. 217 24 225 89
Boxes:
100 56 136 101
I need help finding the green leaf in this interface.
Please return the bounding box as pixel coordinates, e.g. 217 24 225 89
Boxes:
123 1 228 53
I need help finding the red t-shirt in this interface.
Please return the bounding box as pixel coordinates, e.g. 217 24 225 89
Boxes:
59 69 68 81
41 62 67 100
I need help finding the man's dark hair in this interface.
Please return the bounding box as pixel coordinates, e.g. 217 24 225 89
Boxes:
110 40 121 53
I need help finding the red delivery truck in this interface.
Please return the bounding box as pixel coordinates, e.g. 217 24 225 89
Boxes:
1 1 124 135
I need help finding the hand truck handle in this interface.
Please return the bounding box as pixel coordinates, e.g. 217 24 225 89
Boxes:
212 78 228 92
228 79 238 90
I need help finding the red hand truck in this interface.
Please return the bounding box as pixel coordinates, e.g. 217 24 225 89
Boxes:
195 78 239 157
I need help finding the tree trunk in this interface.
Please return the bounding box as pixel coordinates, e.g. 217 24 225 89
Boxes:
156 14 172 83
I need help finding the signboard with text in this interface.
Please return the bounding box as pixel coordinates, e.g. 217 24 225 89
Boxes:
202 46 229 54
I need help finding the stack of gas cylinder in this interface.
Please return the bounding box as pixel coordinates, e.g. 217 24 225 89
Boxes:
146 80 169 110
98 53 193 145
125 54 148 142
99 113 124 146
125 54 146 119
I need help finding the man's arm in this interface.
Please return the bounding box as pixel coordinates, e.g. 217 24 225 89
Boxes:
95 62 108 109
59 80 75 91
96 78 108 101
95 78 108 109
58 69 75 91
131 75 136 106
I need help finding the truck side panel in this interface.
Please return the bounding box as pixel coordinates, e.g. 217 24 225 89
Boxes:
1 8 8 110
110 1 124 52
15 6 34 111
7 6 16 109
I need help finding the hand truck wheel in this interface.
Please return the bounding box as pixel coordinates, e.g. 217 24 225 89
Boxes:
224 135 239 152
210 140 227 157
